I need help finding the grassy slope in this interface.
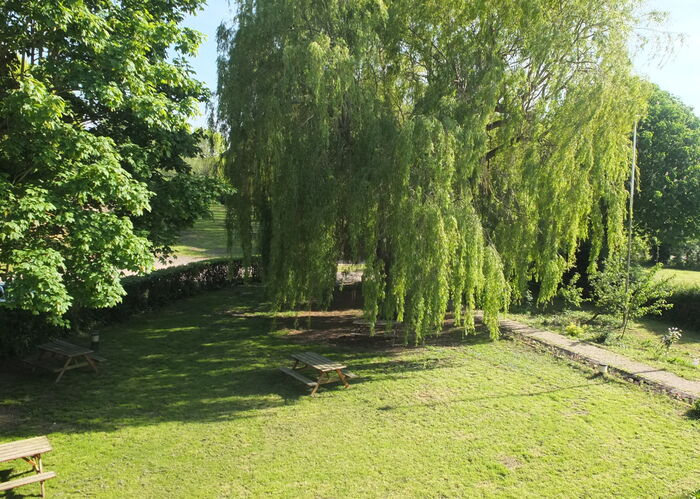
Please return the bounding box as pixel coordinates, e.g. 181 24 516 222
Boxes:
171 204 234 260
1 287 698 498
658 267 700 290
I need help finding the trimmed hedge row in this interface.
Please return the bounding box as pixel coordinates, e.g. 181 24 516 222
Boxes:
101 258 259 320
0 258 259 358
659 287 700 330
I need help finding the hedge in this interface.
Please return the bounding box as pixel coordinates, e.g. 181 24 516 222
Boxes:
0 258 259 358
659 286 700 330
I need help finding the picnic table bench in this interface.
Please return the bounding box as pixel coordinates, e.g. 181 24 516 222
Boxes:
24 339 104 383
0 436 56 497
280 352 357 395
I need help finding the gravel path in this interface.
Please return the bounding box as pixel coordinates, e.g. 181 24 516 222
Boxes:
497 317 700 403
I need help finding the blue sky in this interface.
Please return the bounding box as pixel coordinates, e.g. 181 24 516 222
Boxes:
184 1 700 127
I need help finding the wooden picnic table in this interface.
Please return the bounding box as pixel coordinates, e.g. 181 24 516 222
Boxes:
280 351 357 395
26 339 100 383
0 436 56 497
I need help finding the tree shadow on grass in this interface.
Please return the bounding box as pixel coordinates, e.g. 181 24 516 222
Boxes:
0 286 501 440
0 287 321 438
0 468 45 498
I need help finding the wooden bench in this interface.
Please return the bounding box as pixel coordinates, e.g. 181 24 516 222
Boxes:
279 367 318 388
0 436 56 497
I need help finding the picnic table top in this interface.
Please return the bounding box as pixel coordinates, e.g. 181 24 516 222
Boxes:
0 437 52 463
292 352 346 371
38 339 93 357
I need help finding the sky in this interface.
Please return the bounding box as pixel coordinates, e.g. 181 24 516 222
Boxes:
183 0 700 127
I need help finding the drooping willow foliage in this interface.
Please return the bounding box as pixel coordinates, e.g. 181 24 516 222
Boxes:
217 0 646 341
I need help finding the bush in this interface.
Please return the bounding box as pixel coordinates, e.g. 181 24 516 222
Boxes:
564 322 587 338
660 286 700 329
659 327 682 356
690 400 700 420
589 258 672 334
0 258 260 358
99 258 258 320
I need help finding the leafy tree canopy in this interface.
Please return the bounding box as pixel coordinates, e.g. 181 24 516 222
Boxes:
0 0 221 321
636 85 700 260
218 0 645 341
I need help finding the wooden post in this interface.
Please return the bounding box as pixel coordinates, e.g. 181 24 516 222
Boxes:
38 455 45 498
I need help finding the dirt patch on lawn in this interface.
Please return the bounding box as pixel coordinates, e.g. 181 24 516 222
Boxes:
276 308 493 350
282 310 401 349
498 455 523 470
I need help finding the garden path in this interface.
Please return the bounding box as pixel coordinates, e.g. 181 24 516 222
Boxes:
495 317 700 403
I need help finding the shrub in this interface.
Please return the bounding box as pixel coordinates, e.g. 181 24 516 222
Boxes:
690 400 700 420
659 327 682 356
660 286 700 329
558 274 586 309
564 322 586 338
589 258 673 335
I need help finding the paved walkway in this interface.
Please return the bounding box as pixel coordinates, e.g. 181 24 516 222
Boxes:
495 317 700 403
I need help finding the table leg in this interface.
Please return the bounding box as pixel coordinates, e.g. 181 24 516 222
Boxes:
311 371 327 396
55 357 72 383
22 455 39 472
84 354 99 373
38 454 45 498
336 369 350 388
310 380 321 396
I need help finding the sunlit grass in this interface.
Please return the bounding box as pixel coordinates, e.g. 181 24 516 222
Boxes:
171 204 234 260
657 267 700 290
1 287 698 497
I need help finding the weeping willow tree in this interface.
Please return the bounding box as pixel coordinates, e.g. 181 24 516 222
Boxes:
217 0 646 341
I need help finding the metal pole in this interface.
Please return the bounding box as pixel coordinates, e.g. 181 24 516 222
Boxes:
622 120 637 335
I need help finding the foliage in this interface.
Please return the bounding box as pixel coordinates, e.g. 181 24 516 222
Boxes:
661 286 700 330
635 85 700 261
659 327 682 355
187 129 226 177
218 0 646 341
589 258 673 334
692 400 700 420
558 274 587 309
0 0 221 321
0 258 260 358
564 322 587 338
113 258 258 316
669 238 700 268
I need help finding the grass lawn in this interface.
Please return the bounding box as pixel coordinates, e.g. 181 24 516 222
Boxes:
657 267 700 290
1 287 699 498
171 204 234 260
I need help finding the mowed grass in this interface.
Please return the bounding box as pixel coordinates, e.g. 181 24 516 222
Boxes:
657 267 700 290
1 287 699 498
171 204 234 260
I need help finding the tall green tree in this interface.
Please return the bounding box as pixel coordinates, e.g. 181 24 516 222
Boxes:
218 0 645 341
635 85 700 262
0 0 220 321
